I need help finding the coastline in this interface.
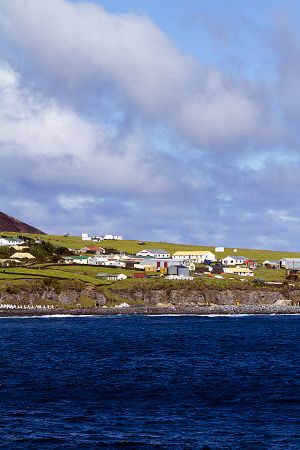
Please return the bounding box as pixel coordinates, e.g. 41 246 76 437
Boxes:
1 305 300 317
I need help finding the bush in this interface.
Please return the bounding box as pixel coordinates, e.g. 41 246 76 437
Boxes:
6 285 20 295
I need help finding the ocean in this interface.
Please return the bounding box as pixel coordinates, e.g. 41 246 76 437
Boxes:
0 315 299 449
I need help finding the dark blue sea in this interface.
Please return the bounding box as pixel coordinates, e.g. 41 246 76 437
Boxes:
0 315 299 449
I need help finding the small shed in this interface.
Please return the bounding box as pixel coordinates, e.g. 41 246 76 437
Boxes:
263 260 279 269
168 265 189 277
96 273 128 281
134 272 147 278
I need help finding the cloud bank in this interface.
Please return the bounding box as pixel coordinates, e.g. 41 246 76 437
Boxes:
0 0 299 249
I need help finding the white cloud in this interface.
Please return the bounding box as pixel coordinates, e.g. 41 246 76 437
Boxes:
0 1 299 248
58 194 96 211
0 0 267 149
0 60 184 199
0 61 98 158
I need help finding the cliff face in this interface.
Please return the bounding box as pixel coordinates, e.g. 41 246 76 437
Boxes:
111 288 299 307
0 285 106 306
0 212 45 234
0 284 300 307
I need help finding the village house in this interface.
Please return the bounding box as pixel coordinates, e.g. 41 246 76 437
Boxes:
81 233 91 241
222 255 247 266
215 246 224 252
279 258 300 269
136 249 171 258
96 273 127 281
81 246 105 255
102 260 126 268
245 259 256 269
92 235 123 241
87 256 108 266
10 252 36 260
172 250 216 263
263 260 280 269
0 236 25 246
0 258 22 267
62 256 89 265
136 257 184 271
223 266 254 276
10 245 29 251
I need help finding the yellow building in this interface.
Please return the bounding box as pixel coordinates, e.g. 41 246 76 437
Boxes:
144 265 156 272
10 252 36 260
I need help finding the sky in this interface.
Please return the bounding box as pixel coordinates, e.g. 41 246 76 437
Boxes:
0 0 300 249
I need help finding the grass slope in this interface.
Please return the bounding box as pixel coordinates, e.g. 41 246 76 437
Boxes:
0 233 296 288
2 232 300 261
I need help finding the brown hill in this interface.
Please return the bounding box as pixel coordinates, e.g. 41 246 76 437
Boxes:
0 212 45 234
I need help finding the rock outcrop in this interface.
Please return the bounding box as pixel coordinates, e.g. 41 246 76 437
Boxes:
0 211 44 234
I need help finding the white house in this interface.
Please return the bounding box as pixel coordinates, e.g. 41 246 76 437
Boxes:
92 235 123 241
263 260 279 269
172 251 216 263
81 246 105 254
279 258 300 269
103 234 114 240
222 256 247 266
87 256 108 266
81 233 91 241
215 247 224 252
136 249 171 258
62 256 89 265
102 260 126 268
0 236 25 246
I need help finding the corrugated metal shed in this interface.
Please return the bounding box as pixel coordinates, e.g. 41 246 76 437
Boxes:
280 258 300 269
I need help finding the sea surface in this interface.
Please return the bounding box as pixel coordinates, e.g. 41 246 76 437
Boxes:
0 315 299 449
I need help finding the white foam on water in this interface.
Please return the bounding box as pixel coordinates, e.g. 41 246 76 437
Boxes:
145 313 300 318
0 313 299 319
0 314 96 319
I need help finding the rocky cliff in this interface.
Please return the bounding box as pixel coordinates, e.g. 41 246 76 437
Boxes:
110 287 300 307
1 282 300 308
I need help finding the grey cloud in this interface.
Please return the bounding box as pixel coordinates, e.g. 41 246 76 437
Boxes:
272 12 300 126
1 2 300 249
0 0 272 150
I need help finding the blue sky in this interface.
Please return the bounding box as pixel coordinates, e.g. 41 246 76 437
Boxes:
0 0 300 249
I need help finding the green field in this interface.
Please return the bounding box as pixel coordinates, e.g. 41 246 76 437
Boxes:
2 231 300 262
0 266 109 285
0 232 297 287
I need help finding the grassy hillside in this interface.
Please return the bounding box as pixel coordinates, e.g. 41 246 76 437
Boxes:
2 232 300 261
0 232 297 288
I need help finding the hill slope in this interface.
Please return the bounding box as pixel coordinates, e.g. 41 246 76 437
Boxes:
0 212 45 234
